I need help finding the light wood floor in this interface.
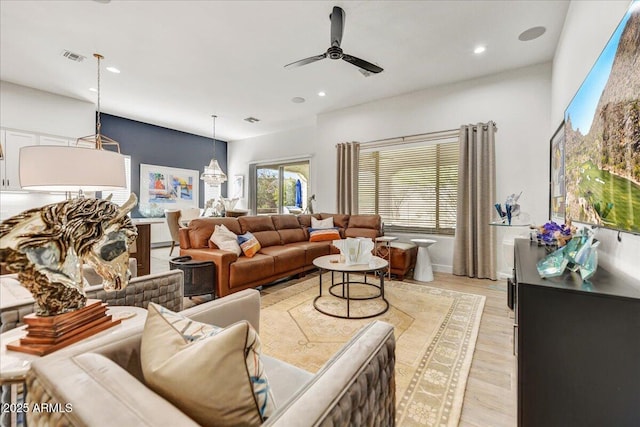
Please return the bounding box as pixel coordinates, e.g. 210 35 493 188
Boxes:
151 247 517 426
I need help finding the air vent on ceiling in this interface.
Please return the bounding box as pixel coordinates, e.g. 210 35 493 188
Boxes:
60 50 86 62
244 117 260 123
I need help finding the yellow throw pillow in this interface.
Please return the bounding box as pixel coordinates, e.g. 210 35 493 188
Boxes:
140 303 276 427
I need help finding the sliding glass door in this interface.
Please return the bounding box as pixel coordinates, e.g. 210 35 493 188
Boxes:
255 161 309 215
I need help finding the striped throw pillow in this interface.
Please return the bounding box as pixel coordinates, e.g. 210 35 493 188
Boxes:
309 227 341 242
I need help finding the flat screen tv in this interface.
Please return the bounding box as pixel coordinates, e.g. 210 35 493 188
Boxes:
564 0 640 235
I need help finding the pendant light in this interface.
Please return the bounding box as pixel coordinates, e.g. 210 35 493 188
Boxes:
19 53 126 194
76 53 122 151
201 114 227 186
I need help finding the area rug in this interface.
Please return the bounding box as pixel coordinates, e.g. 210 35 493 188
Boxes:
260 274 485 426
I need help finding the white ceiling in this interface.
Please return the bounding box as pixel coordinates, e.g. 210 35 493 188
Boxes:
0 0 570 142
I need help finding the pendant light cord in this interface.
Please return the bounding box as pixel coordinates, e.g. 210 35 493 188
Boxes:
212 114 217 159
94 53 104 149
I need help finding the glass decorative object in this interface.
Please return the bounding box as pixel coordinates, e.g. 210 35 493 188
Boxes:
536 227 599 280
494 191 522 224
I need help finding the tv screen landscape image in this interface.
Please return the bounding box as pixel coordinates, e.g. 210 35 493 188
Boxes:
564 1 640 235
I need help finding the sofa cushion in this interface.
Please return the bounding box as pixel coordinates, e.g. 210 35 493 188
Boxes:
347 214 381 231
238 232 261 258
252 230 282 248
230 254 275 288
210 224 242 255
345 215 382 239
287 241 333 265
311 216 334 229
271 214 301 230
140 303 276 426
278 228 307 244
258 246 306 274
345 228 379 239
239 216 276 233
319 213 350 228
297 214 320 228
309 228 341 242
272 215 306 244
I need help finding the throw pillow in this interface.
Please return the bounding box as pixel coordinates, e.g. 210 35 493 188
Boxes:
309 227 341 242
237 232 261 258
311 216 334 229
141 303 276 427
210 224 242 256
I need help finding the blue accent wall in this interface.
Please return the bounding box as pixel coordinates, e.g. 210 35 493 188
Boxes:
100 113 227 217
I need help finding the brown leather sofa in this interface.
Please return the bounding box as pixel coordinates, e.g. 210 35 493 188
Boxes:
179 213 379 297
179 213 416 297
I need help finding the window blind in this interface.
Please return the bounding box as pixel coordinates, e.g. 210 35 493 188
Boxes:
358 139 459 235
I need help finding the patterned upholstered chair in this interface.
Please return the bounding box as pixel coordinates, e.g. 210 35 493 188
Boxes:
26 289 396 426
0 262 184 333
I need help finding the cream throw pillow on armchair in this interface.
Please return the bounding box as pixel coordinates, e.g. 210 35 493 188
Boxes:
140 303 276 427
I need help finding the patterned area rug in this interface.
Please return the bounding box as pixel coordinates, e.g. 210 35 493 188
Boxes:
260 274 485 427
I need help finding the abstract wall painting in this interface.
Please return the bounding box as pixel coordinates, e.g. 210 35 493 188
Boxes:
139 164 199 217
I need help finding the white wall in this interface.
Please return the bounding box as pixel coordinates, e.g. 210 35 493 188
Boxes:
0 81 94 136
228 125 318 211
231 63 552 275
552 0 640 278
0 81 96 219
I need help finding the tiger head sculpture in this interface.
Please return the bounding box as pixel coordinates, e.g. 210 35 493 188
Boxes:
0 194 138 316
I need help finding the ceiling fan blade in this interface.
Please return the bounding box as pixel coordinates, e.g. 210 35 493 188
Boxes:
284 53 327 69
330 6 345 47
342 54 384 74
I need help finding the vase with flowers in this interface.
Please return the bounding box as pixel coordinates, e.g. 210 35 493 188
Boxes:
535 220 575 252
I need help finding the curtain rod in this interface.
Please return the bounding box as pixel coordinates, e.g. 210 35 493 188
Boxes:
248 154 313 165
357 122 498 149
358 128 459 149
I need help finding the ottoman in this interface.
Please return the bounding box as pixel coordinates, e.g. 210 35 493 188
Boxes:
377 241 418 281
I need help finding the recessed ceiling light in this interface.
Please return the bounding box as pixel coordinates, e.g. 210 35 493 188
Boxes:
519 26 546 42
106 66 120 73
318 91 326 97
89 87 98 92
474 46 486 55
291 97 305 103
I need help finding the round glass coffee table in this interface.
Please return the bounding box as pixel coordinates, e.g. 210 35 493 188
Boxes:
312 255 389 319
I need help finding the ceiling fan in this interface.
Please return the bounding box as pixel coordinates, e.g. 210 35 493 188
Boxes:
284 6 383 75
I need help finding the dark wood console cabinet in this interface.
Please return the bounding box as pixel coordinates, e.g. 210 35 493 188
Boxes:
130 222 151 277
513 239 640 427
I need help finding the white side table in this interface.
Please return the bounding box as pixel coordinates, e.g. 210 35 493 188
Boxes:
411 239 437 282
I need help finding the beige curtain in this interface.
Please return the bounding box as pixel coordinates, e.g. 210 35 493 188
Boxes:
453 122 497 280
336 142 360 214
